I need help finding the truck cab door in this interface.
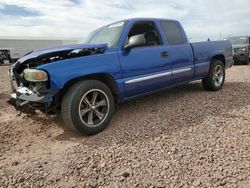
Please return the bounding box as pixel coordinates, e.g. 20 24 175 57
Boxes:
160 21 194 84
168 44 194 83
118 21 172 98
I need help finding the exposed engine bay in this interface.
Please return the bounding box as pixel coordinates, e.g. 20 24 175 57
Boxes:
13 46 106 86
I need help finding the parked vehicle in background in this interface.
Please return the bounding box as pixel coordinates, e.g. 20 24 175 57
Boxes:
0 49 12 65
8 18 233 135
227 36 250 65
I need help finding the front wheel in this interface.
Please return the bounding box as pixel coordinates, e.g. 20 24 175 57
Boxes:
202 60 225 91
61 80 115 135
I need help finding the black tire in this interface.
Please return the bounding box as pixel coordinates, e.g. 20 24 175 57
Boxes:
202 60 225 91
61 80 115 135
245 57 249 65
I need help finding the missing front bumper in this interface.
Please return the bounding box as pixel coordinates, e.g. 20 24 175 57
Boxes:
8 65 59 114
11 87 53 103
8 86 55 114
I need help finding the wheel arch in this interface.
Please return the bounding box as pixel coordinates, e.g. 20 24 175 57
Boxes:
56 73 120 105
211 54 225 66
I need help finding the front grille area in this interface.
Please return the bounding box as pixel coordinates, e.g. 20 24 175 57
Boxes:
234 48 240 53
234 48 247 53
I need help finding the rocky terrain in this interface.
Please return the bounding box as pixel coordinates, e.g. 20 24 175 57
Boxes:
0 65 249 187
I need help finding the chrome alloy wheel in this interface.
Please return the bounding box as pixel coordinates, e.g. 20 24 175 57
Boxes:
213 65 224 87
78 89 109 127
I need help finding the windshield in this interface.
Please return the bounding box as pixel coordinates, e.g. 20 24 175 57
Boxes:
228 37 247 45
85 21 126 48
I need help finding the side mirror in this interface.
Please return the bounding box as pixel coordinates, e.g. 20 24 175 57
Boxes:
124 34 146 49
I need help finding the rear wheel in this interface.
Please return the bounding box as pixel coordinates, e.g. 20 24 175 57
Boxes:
202 60 225 91
61 80 115 135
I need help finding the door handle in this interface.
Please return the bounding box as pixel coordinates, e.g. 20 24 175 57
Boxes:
161 51 168 57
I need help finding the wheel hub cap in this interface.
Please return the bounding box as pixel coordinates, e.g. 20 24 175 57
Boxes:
78 89 109 127
213 65 224 87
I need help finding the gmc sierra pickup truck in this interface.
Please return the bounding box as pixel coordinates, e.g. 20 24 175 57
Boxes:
8 18 233 135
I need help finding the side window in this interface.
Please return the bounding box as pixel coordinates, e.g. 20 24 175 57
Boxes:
126 21 162 47
161 21 186 45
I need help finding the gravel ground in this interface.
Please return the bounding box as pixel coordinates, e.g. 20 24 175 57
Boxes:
0 65 249 188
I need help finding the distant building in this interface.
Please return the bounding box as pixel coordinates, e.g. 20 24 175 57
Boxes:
0 37 80 62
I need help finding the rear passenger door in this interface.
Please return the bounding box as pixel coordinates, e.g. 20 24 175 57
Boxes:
160 21 194 84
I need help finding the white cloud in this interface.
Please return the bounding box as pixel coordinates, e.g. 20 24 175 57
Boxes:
0 0 249 42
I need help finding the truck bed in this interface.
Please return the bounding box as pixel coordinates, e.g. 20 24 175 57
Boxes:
191 40 233 79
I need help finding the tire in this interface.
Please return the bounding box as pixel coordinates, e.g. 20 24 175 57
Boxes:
61 80 115 135
202 60 225 91
245 57 249 65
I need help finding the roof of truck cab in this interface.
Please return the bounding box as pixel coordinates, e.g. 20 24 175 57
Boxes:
121 17 178 22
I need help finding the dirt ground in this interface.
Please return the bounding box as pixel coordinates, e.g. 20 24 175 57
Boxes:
0 65 249 188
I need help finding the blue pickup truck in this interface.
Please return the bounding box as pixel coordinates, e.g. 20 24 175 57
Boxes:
9 18 233 135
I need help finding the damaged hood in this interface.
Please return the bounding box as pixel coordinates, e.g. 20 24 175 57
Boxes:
18 43 108 64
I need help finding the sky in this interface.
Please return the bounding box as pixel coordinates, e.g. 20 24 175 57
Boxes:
0 0 249 42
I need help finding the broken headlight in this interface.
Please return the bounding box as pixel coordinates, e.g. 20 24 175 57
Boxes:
24 69 48 82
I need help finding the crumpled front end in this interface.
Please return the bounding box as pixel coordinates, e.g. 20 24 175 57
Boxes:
8 65 57 114
7 43 108 114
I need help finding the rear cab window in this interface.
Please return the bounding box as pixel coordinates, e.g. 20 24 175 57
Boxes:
160 21 186 45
